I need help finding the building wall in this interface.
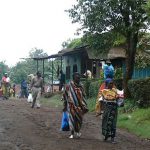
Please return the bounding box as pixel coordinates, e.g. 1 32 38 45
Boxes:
63 53 81 82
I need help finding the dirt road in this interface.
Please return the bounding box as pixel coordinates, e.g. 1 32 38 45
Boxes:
0 99 149 150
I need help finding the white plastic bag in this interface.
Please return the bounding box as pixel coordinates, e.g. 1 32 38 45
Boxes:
117 89 124 107
99 96 103 102
27 93 33 103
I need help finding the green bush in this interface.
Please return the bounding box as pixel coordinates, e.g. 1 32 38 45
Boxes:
82 79 103 98
128 77 150 108
89 80 103 98
82 78 123 98
82 79 91 97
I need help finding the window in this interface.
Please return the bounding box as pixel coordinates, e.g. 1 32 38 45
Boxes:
93 61 96 75
66 66 70 79
73 64 77 73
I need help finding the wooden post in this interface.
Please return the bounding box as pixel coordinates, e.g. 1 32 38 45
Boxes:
42 59 45 83
61 56 63 71
37 60 39 72
52 58 54 93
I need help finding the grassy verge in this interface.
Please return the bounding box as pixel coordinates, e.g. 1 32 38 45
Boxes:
40 93 63 108
87 97 150 139
118 108 150 139
87 97 97 112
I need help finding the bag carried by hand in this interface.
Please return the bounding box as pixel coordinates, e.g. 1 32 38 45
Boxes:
117 98 124 107
61 111 70 131
27 93 33 103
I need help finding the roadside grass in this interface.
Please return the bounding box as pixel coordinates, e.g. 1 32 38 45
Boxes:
87 97 97 112
40 93 63 108
118 108 150 139
87 97 150 139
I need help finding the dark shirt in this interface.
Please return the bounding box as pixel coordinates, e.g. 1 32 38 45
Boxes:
21 80 27 89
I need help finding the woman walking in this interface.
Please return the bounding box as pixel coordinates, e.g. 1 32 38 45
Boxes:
100 79 118 143
62 72 88 139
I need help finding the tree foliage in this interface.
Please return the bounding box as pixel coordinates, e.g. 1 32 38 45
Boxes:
135 33 150 68
62 38 83 49
67 0 149 97
0 61 9 80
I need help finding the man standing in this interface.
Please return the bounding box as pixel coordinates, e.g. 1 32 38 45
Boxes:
20 79 28 98
30 71 44 108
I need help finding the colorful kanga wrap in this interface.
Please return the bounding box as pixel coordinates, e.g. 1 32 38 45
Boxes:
63 81 88 133
101 88 118 138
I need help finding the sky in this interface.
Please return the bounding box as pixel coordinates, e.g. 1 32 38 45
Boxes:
0 0 80 67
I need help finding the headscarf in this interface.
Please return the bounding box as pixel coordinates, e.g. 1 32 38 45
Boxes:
105 78 113 84
105 78 113 88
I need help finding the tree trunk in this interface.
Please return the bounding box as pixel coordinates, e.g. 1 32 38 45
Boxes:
124 32 138 98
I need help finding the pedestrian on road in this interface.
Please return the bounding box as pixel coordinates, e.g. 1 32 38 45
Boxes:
1 73 10 100
20 79 28 98
95 78 116 116
100 79 118 143
30 71 44 108
62 72 88 139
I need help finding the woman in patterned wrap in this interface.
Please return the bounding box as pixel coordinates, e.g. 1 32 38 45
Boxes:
63 72 88 139
100 79 119 143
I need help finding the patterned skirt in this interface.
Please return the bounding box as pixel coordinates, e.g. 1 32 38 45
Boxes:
102 101 118 138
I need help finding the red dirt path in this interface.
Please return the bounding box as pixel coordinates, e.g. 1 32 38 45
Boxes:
0 99 149 150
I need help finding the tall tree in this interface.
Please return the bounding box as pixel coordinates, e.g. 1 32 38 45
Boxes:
67 0 149 97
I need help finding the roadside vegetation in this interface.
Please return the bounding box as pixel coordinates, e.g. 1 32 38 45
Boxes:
40 92 63 108
86 96 150 139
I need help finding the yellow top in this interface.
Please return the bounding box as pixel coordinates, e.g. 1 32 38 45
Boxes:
101 88 118 101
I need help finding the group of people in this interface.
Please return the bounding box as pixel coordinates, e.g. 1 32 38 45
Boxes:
0 61 121 143
61 60 123 143
0 71 44 110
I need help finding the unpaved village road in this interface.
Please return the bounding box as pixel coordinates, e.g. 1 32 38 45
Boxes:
0 99 149 150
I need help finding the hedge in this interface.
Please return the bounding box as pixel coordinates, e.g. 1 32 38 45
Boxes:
128 77 150 108
82 78 123 98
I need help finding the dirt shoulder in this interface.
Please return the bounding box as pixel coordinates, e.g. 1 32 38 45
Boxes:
0 99 149 150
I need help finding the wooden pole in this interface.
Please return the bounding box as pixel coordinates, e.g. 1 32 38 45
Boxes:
43 59 45 83
52 58 54 93
37 60 39 72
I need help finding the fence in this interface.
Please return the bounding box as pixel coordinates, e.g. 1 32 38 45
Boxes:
132 67 150 79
